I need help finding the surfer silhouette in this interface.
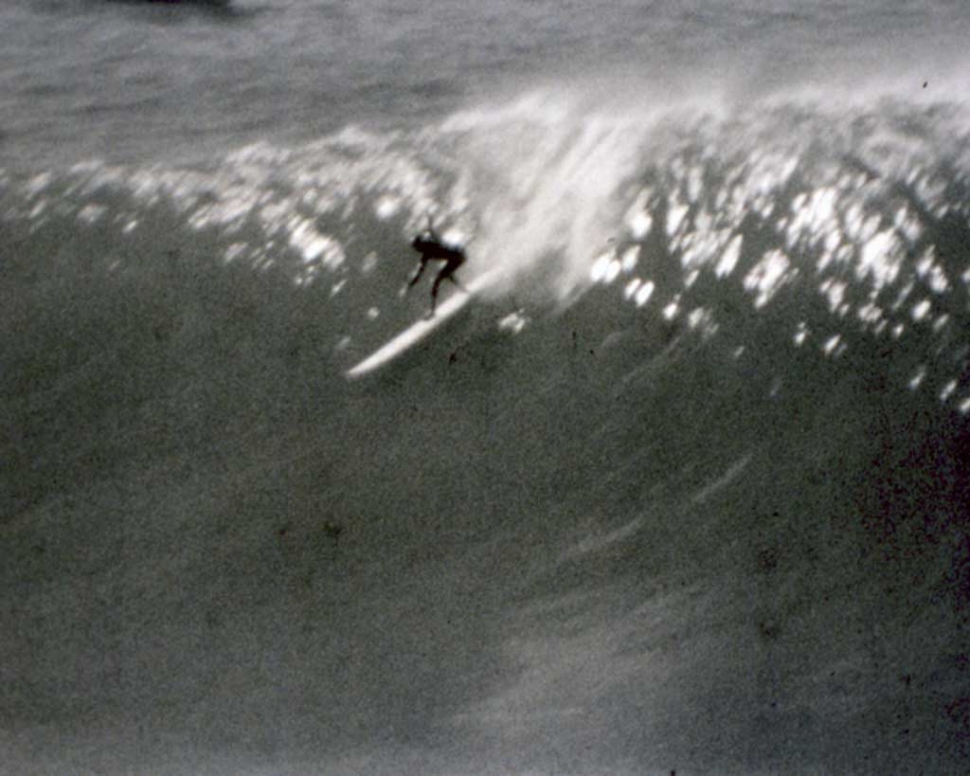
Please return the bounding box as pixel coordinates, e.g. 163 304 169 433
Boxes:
405 219 467 317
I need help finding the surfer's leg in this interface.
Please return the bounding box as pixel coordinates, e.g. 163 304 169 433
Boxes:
442 256 466 292
429 271 449 316
407 259 428 289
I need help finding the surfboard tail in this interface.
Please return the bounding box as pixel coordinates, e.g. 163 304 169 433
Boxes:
345 270 500 379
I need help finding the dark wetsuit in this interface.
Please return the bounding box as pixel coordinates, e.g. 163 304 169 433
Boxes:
407 228 467 314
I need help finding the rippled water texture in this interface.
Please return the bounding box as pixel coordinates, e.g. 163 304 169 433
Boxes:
2 2 970 775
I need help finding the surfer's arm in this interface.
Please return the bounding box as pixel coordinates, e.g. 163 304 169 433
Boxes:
406 260 427 289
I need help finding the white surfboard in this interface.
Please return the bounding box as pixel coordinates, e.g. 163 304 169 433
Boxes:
345 270 500 379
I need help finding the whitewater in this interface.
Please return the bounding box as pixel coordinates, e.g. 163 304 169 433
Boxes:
2 1 970 774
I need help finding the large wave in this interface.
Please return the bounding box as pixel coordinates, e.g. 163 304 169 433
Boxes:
3 84 969 400
3 81 970 774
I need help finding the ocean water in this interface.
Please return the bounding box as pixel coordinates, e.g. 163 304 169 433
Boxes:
2 1 970 774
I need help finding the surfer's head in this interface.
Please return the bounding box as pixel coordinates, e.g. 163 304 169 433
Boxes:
412 229 439 252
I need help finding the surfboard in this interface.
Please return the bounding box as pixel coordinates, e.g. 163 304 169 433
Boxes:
345 269 499 379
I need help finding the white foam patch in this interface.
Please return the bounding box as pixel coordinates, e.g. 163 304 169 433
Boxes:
604 259 621 284
744 250 792 308
635 280 655 307
25 172 53 197
857 230 902 289
908 365 926 390
625 191 654 239
224 243 247 263
447 89 654 300
822 334 843 357
590 254 612 283
361 252 378 274
77 204 107 224
666 200 689 237
715 234 742 278
911 299 931 322
820 277 847 314
940 380 957 402
374 195 400 220
287 218 344 269
915 248 951 294
498 311 528 334
620 245 640 272
856 301 884 328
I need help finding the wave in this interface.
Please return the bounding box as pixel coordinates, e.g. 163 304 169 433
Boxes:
3 86 969 394
4 86 970 541
3 83 970 775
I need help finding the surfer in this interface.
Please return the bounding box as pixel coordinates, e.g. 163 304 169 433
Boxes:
405 220 467 316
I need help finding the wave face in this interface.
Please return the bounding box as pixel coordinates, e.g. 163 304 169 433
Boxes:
2 86 970 775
